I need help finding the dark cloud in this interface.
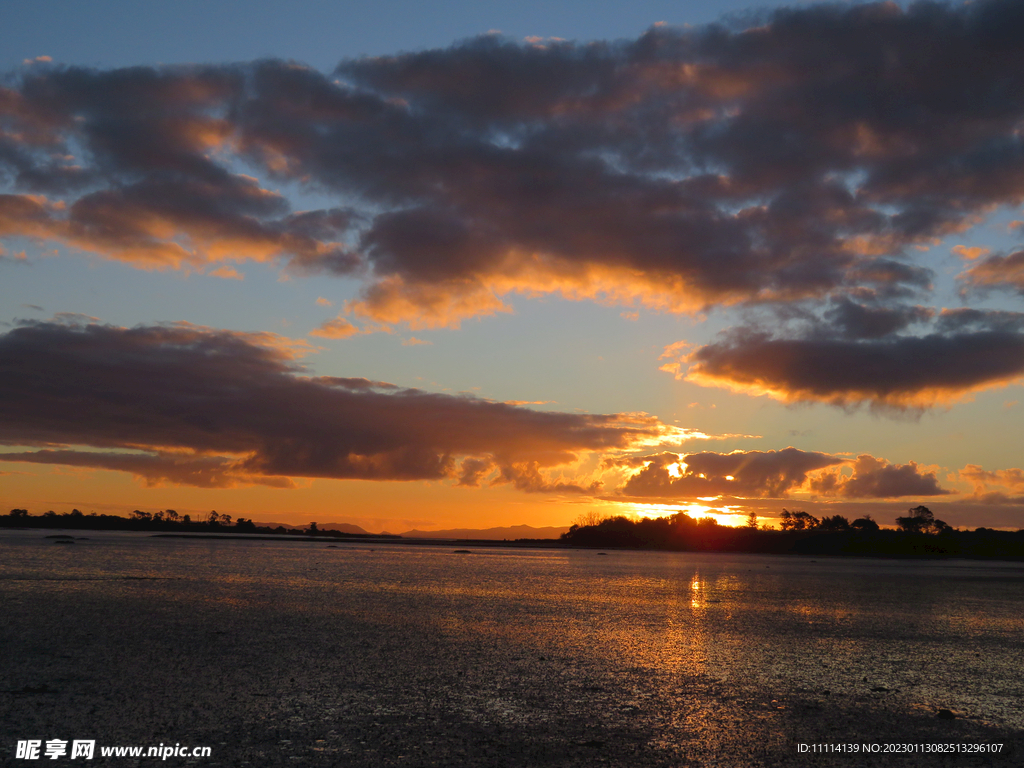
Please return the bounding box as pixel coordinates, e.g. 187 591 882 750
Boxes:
609 447 952 503
496 461 600 494
3 1 1024 325
13 64 244 180
0 321 670 487
617 448 842 500
823 296 933 340
809 455 950 498
935 308 1024 333
456 456 495 487
1 65 357 273
1 449 295 489
0 180 358 272
677 307 1024 408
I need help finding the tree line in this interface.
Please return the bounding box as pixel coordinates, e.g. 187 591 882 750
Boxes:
560 506 1024 560
0 508 393 540
776 505 950 534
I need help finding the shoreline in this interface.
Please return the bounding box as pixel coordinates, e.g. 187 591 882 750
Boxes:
7 526 1024 563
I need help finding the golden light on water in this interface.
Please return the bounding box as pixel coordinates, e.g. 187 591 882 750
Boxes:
691 576 705 608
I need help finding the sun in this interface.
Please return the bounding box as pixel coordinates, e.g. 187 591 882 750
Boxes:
624 502 749 527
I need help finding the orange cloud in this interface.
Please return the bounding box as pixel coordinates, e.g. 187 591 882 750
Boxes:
310 316 362 339
615 448 844 500
310 315 391 339
208 265 243 280
959 465 1024 495
952 244 990 260
958 250 1024 296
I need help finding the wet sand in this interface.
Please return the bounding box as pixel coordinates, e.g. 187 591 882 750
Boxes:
1 533 1020 766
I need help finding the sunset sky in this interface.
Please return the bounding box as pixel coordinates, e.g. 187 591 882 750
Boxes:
3 0 1024 533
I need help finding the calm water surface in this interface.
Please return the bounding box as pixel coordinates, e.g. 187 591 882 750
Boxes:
1 530 1021 766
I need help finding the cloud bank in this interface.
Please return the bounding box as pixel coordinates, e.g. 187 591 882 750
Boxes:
2 0 1024 326
611 448 951 501
4 0 1024 437
0 320 674 488
2 321 1015 527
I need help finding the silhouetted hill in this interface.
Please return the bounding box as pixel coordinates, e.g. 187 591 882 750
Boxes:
401 524 569 540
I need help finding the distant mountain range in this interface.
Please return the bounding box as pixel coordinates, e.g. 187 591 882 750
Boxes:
254 522 569 540
400 525 569 540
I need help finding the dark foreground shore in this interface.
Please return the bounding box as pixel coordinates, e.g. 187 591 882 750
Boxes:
1 534 1020 767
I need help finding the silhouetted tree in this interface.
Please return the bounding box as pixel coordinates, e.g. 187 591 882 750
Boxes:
896 505 949 534
897 505 931 533
819 515 851 532
745 511 758 529
780 509 819 530
850 515 880 532
573 510 607 527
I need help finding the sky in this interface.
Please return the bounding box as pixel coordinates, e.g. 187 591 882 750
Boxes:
2 0 1024 533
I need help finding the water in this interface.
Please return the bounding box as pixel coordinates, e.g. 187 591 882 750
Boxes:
1 530 1021 766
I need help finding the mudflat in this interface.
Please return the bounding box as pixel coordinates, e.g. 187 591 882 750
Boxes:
1 531 1020 766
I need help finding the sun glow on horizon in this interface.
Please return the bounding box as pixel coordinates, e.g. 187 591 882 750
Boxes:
623 502 748 527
